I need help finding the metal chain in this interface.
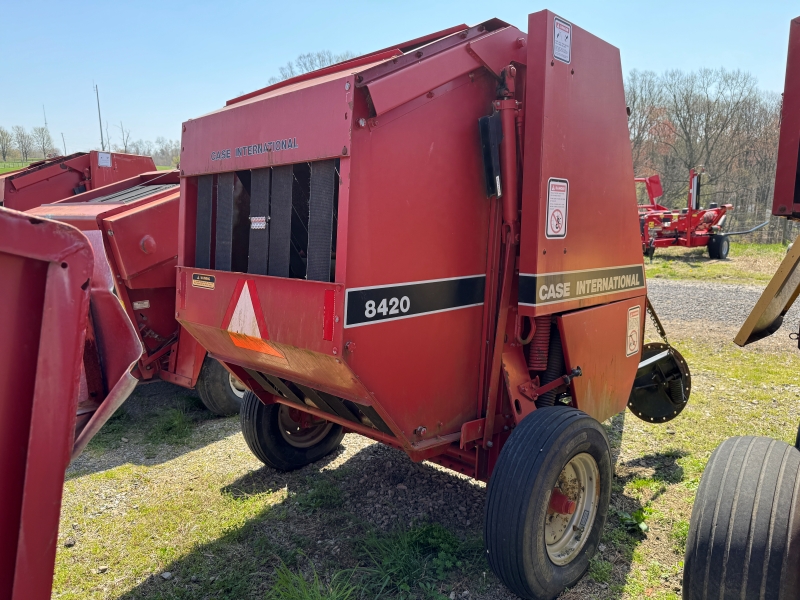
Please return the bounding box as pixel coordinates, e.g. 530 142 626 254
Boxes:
645 296 670 346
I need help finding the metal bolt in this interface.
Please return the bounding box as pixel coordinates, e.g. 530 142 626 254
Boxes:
415 426 427 435
345 81 351 91
334 315 340 323
504 426 509 431
486 441 494 448
332 347 338 355
358 118 367 128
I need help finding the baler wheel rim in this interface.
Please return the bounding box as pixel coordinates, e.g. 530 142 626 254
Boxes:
228 373 247 399
545 452 600 565
277 404 334 448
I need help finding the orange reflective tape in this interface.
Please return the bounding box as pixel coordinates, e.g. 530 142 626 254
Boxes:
228 332 284 358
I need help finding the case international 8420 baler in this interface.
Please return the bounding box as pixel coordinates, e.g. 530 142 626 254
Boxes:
170 10 690 599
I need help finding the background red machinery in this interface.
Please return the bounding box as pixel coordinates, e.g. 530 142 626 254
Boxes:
682 16 800 599
1 150 156 212
174 10 688 598
25 171 244 415
636 169 735 259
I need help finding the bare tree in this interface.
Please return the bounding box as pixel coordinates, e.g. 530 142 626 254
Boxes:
31 126 54 158
268 50 357 84
12 126 33 161
0 126 12 161
625 70 665 178
117 121 131 153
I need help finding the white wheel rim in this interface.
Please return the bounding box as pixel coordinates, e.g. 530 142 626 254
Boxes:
228 373 247 399
277 404 333 448
545 452 600 566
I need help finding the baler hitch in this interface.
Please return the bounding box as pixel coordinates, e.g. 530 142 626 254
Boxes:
519 367 582 401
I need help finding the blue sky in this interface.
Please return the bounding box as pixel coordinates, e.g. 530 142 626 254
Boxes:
1 0 797 153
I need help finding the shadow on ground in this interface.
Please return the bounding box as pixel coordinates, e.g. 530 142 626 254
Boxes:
67 381 235 478
101 409 684 600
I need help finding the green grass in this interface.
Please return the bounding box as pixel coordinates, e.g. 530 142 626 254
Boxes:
266 563 355 600
54 334 800 599
645 242 787 285
156 165 174 170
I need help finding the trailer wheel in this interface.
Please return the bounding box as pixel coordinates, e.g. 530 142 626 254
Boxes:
683 436 800 600
707 234 729 259
484 407 612 600
240 391 344 471
194 357 245 416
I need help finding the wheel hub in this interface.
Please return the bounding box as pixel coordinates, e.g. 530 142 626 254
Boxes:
545 453 600 566
277 404 333 448
228 373 247 399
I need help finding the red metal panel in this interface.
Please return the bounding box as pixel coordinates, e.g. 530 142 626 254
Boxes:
102 193 179 287
558 297 645 423
0 208 93 600
87 152 156 189
363 27 524 116
518 11 644 317
2 153 156 213
180 73 359 176
774 17 800 217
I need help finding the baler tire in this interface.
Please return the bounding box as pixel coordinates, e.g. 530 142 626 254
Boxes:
240 391 344 472
708 234 730 260
796 421 800 450
484 406 612 600
683 436 800 600
195 357 245 416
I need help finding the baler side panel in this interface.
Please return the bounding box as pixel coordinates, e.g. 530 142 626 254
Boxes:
341 70 497 441
558 297 645 423
519 11 644 316
89 152 157 190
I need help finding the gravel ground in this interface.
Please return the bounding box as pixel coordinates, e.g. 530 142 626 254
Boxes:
646 278 800 352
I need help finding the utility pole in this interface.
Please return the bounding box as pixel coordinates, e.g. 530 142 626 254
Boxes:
61 133 67 155
94 84 105 151
42 105 48 129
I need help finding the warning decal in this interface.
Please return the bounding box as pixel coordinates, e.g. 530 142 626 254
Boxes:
546 178 569 239
626 305 641 357
222 279 283 358
553 17 572 64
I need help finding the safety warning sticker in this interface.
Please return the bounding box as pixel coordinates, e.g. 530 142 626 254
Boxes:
553 18 572 64
546 178 569 239
626 305 641 357
98 152 112 167
222 279 284 359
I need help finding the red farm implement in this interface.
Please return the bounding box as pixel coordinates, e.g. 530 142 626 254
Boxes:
636 169 771 260
23 171 246 416
682 17 800 599
1 151 156 212
0 206 142 599
173 10 690 599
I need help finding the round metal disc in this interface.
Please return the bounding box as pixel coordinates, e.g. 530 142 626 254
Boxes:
627 342 691 423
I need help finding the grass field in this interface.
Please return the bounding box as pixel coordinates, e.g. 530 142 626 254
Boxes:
644 242 788 286
53 327 800 600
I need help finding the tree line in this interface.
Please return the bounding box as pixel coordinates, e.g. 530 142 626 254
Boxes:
625 67 794 243
0 124 180 167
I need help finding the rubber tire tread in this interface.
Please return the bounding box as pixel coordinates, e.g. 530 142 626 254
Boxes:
240 391 344 471
484 406 612 600
683 436 800 600
195 357 243 416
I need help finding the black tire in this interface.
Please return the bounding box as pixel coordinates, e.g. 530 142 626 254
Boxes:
240 390 344 471
683 436 800 600
796 422 800 451
484 407 612 600
708 234 730 260
195 357 245 416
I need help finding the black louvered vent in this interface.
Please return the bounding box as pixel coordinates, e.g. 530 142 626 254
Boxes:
194 160 339 281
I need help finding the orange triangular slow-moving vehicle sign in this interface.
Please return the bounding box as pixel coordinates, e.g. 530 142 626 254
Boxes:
222 280 283 357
